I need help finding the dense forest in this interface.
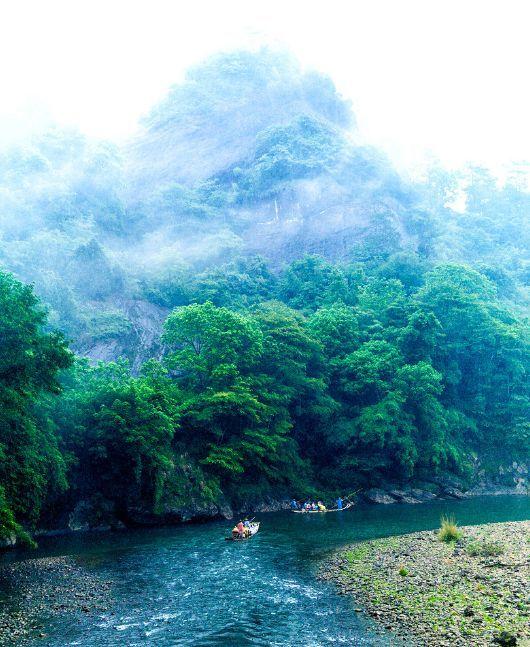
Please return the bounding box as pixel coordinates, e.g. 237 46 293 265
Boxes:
0 49 528 544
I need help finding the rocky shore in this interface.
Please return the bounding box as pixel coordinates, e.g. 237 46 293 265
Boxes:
0 460 527 551
321 520 529 646
0 556 113 645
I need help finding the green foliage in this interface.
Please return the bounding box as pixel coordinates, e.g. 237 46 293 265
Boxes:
163 301 263 389
466 540 504 557
231 116 343 202
162 300 311 501
0 487 35 548
2 241 528 543
0 271 72 540
192 256 276 308
139 265 191 309
278 256 356 312
84 309 133 341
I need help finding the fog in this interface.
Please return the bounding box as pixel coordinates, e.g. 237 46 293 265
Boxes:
0 6 528 369
2 0 530 170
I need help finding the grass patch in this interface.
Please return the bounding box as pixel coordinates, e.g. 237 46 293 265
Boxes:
466 540 505 557
345 544 370 563
438 515 461 543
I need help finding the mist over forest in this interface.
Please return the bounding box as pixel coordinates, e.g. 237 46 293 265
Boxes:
0 48 528 542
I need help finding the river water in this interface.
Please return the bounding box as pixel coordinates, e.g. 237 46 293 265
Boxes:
3 495 530 646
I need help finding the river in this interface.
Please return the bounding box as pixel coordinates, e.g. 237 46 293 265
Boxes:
1 495 529 646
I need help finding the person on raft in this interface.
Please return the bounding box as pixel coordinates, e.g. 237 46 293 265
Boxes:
317 501 327 511
232 520 249 538
290 499 300 510
336 496 343 510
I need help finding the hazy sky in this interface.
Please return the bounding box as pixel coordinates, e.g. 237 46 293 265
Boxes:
1 0 529 171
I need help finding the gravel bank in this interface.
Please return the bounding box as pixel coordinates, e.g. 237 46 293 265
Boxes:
0 556 112 645
321 520 529 646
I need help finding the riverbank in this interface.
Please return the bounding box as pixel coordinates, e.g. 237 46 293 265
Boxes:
321 520 529 646
0 556 112 645
1 458 527 551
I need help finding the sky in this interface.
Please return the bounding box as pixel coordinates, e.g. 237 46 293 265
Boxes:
1 0 529 171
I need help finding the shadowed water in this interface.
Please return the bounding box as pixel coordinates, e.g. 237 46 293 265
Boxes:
3 495 529 646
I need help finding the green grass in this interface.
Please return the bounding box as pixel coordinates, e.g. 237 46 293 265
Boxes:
345 544 370 563
438 515 461 543
466 540 504 557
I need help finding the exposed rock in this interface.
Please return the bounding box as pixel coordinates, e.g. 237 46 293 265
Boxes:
388 490 422 504
235 498 291 514
125 498 233 526
409 488 438 502
362 489 397 505
441 486 467 499
68 497 122 532
0 534 16 549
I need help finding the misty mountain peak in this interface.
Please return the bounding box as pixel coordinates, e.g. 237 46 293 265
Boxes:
127 48 353 192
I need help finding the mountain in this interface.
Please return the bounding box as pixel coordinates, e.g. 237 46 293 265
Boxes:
0 48 527 368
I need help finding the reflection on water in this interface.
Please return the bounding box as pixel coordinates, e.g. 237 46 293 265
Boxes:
3 495 529 646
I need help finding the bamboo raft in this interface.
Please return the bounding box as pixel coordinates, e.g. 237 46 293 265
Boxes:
291 502 354 513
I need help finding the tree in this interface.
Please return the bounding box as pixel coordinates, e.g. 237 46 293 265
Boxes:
0 271 72 541
278 256 354 312
162 301 263 390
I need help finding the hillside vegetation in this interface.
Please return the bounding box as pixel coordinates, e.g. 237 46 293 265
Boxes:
0 49 528 541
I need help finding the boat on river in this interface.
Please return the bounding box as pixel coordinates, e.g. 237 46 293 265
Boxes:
291 502 354 513
226 521 260 540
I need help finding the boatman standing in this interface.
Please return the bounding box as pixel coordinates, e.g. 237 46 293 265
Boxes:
336 496 343 510
290 499 300 510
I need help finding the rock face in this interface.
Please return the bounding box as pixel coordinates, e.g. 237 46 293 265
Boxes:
0 533 16 549
74 298 168 374
467 461 529 496
234 498 291 515
362 489 398 505
357 460 529 506
125 499 234 526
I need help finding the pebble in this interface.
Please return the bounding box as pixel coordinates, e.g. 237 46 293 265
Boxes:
321 520 530 647
0 556 112 645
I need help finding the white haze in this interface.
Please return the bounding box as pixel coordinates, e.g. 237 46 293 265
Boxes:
1 0 529 173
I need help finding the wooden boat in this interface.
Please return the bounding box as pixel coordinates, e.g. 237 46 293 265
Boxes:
226 521 260 540
291 502 354 513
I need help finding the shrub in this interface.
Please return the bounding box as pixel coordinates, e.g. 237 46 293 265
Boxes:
398 565 409 576
438 515 461 542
